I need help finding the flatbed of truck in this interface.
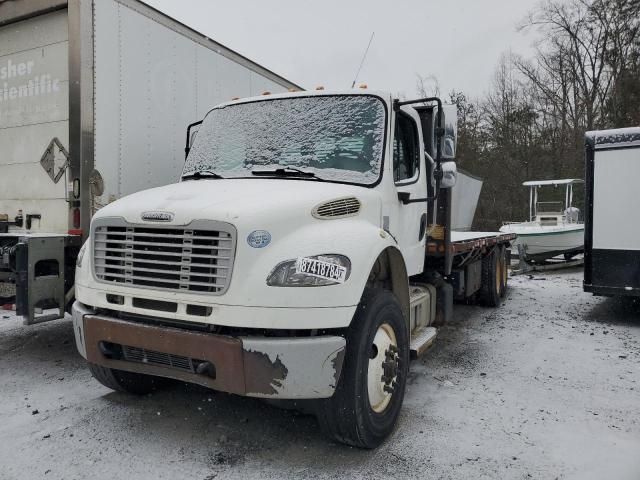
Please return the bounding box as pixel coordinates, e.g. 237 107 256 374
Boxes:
427 231 516 255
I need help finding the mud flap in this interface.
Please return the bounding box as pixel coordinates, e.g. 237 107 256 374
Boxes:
420 272 452 326
435 282 453 325
15 236 66 325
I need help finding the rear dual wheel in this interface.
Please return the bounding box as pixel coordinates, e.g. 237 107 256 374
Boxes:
315 289 409 449
479 247 507 307
499 245 508 298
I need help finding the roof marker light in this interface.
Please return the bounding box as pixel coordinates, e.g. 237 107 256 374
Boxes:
359 84 368 89
262 91 271 95
315 86 325 90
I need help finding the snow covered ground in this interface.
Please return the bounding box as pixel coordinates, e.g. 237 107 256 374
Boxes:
0 269 638 479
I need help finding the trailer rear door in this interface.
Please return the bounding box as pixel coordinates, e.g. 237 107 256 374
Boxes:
0 9 69 234
590 143 640 293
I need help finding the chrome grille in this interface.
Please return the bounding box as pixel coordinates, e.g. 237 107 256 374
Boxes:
122 345 195 372
312 197 361 219
93 220 235 294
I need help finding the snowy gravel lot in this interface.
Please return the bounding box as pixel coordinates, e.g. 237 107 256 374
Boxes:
0 269 638 480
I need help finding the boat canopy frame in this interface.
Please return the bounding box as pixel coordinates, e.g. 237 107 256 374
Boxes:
525 179 584 221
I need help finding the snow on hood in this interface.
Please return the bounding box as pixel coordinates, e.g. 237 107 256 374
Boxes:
93 178 381 227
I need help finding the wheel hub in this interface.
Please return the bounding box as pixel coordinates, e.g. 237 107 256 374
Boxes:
381 345 399 386
367 323 399 413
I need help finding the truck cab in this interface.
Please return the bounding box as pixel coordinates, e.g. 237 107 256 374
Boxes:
72 90 505 448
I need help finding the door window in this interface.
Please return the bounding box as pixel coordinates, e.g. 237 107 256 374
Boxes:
393 113 419 183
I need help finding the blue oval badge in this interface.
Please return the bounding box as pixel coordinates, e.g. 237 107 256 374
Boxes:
247 230 271 248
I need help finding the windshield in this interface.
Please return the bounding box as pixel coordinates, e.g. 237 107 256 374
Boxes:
183 95 387 185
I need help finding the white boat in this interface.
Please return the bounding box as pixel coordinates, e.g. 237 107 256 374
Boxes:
500 179 584 261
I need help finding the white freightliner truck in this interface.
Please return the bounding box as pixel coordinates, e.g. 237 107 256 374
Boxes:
72 90 515 448
0 0 299 324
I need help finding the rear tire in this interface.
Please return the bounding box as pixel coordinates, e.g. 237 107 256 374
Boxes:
479 249 501 307
315 289 409 449
499 245 508 298
88 363 167 395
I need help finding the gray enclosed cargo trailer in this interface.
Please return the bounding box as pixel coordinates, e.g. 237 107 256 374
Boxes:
0 0 299 323
584 127 640 297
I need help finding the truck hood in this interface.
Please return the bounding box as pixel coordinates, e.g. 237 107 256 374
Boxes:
93 178 382 227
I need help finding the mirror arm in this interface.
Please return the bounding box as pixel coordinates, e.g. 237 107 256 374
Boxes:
397 158 444 205
397 191 440 205
393 97 445 161
435 110 443 162
185 119 204 159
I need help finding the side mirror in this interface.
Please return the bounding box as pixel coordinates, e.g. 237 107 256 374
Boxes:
439 161 457 189
439 104 458 160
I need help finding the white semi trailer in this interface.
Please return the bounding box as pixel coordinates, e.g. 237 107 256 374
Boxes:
584 127 640 297
0 0 299 323
71 89 515 448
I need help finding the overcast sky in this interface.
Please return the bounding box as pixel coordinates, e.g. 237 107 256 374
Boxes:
145 0 543 99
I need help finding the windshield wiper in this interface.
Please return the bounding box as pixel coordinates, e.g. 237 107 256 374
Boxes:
182 170 225 180
251 166 322 179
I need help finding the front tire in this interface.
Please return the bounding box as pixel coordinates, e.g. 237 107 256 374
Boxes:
88 363 167 395
315 289 409 449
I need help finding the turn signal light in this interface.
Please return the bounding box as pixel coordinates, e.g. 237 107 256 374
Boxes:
72 178 80 199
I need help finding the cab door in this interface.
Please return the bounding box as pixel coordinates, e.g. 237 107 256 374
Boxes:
390 109 429 275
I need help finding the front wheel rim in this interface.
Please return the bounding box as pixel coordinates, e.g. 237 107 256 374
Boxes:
367 323 399 414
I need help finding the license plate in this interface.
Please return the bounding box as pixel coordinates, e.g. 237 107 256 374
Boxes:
295 257 347 284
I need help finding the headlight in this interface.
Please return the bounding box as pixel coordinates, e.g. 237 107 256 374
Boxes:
76 242 88 268
267 254 351 287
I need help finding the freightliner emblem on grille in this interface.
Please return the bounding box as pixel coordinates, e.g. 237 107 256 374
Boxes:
141 211 174 222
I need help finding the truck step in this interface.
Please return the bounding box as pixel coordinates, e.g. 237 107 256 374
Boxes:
410 327 437 359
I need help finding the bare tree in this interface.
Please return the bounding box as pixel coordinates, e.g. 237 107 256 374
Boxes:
520 0 640 130
418 0 639 230
415 74 440 98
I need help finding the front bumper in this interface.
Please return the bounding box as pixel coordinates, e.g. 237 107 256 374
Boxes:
74 282 358 329
72 302 346 399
